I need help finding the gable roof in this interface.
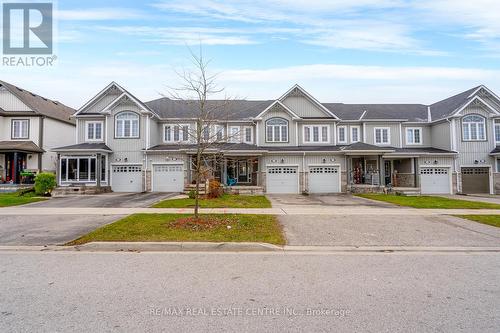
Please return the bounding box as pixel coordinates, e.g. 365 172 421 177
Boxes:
0 80 75 125
429 86 480 120
255 100 301 119
279 84 339 119
76 82 157 117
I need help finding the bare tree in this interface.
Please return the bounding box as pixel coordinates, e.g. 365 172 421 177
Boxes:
165 47 238 219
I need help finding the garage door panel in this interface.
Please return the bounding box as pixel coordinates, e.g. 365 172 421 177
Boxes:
266 167 298 194
420 167 450 194
309 166 340 193
462 167 489 194
112 165 142 192
153 164 184 192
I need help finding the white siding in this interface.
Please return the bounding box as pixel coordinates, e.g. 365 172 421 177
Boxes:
81 92 120 114
258 107 297 146
364 123 400 147
281 95 328 118
430 121 451 151
77 117 106 143
43 118 75 172
0 89 32 111
402 125 431 147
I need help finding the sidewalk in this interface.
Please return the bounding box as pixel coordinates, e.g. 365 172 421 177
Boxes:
2 206 500 216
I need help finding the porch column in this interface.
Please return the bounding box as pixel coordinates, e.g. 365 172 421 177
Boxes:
96 153 101 188
379 155 384 186
13 152 18 183
223 158 227 185
56 153 60 185
413 157 418 187
37 153 42 172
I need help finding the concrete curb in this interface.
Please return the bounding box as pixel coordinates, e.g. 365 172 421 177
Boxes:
1 243 500 253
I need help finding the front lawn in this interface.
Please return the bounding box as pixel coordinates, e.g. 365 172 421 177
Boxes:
152 194 272 208
356 194 500 209
67 214 285 245
455 215 500 228
0 191 47 207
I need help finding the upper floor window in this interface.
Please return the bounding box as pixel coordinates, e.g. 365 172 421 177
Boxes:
85 121 103 141
350 126 360 143
115 112 139 138
243 126 253 143
11 119 29 139
215 125 225 141
462 115 485 141
338 126 347 144
164 124 189 142
495 120 500 144
229 126 240 143
266 118 288 142
202 125 210 141
406 127 421 145
304 125 328 143
374 127 390 145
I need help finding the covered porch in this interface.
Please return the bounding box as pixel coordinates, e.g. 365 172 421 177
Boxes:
0 141 44 185
52 143 112 188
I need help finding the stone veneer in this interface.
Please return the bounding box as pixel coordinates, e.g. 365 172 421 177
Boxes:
395 173 415 187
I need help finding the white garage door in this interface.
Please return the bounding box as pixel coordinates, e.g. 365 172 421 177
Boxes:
112 165 143 192
152 164 184 192
309 166 340 193
420 167 450 194
266 167 299 194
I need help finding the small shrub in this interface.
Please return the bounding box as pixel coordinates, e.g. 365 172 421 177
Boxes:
188 190 196 199
208 180 223 199
34 172 57 196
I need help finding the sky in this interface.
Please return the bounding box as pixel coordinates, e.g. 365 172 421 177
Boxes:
2 0 500 109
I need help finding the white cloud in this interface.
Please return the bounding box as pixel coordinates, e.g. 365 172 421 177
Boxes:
56 8 145 21
2 62 498 107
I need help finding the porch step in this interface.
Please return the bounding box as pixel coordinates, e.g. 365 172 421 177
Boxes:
52 186 112 197
183 184 206 195
225 186 264 195
394 190 421 196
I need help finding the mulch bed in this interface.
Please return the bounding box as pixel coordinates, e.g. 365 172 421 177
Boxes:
170 216 236 231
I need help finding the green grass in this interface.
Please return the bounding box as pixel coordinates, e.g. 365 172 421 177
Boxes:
356 194 500 209
0 191 47 207
67 214 285 245
152 194 272 208
455 215 500 228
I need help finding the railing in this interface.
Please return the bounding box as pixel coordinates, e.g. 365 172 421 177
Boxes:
349 171 380 186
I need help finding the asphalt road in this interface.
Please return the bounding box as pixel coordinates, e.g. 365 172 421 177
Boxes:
1 251 498 332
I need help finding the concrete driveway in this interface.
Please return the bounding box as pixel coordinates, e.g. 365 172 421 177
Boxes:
267 194 392 208
0 214 124 245
27 192 176 208
280 213 500 246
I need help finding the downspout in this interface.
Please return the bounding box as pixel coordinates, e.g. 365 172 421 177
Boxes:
447 118 460 193
38 116 44 171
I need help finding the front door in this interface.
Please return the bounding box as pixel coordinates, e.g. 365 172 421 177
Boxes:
384 160 392 185
5 152 27 184
237 161 249 183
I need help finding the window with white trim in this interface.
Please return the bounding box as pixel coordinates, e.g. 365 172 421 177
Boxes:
229 126 240 142
215 125 225 141
266 118 288 142
303 125 328 143
115 112 139 138
202 125 210 141
494 120 500 143
85 121 103 141
337 126 347 144
462 115 486 141
406 127 421 145
243 126 253 143
374 127 390 145
11 119 29 139
164 124 189 142
350 126 360 143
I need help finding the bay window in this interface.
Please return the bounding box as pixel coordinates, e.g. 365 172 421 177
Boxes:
60 155 106 183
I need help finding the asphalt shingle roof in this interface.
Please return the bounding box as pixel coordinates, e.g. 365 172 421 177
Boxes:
52 143 112 151
429 86 480 121
0 80 75 124
0 140 44 153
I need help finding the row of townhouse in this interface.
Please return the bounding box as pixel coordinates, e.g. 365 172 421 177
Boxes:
2 79 500 195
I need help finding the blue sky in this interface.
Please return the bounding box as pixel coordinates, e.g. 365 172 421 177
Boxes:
2 0 500 108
